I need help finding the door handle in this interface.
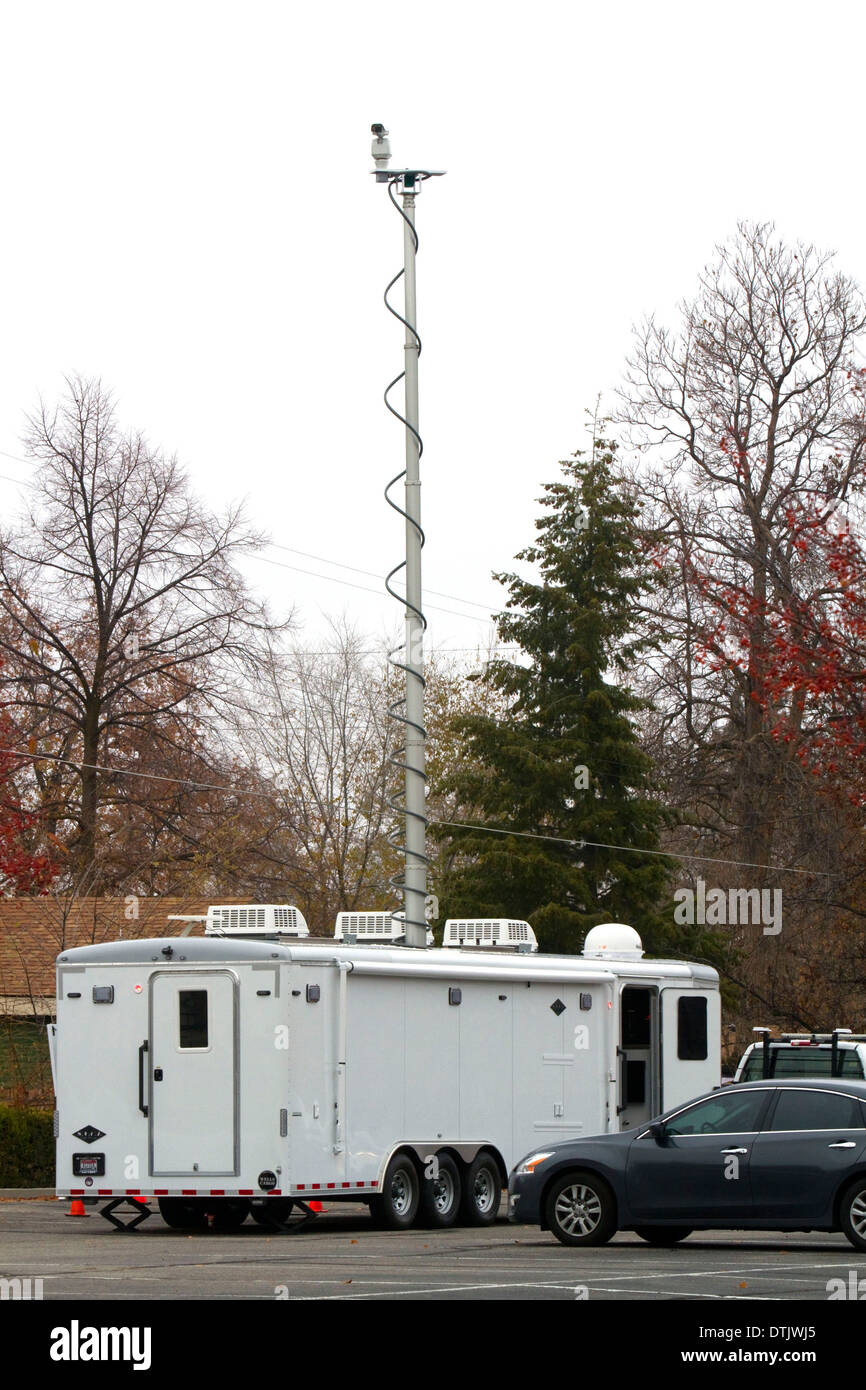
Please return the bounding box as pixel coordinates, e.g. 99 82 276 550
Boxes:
720 1147 748 1154
828 1141 857 1149
138 1040 149 1117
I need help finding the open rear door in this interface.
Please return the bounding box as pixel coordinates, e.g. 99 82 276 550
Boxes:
618 985 659 1130
660 987 720 1113
149 970 239 1177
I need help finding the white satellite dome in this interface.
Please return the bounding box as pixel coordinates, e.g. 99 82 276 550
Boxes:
582 922 644 961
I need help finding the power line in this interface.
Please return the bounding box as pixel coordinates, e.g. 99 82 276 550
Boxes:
7 744 831 879
432 819 834 878
7 748 273 799
250 553 494 625
268 542 494 612
287 645 522 656
0 463 501 624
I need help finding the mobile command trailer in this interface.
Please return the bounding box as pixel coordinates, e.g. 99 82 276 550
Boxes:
51 915 720 1230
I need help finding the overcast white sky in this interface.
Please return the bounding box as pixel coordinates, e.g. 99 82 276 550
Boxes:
1 0 864 661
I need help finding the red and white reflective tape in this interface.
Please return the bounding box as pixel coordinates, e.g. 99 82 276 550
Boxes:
62 1181 378 1198
292 1181 378 1192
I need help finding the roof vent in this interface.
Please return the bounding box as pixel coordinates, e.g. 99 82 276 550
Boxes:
442 918 538 952
205 905 309 937
582 923 644 961
334 911 432 945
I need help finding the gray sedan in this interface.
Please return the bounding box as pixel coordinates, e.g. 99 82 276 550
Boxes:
507 1079 866 1248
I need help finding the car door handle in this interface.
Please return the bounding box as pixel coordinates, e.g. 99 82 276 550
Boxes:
720 1147 748 1154
828 1141 857 1149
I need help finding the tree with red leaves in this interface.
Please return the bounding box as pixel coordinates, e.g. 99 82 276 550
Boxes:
622 224 866 874
700 498 866 810
620 222 866 1029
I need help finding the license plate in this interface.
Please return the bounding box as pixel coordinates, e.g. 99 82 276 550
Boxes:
72 1153 105 1177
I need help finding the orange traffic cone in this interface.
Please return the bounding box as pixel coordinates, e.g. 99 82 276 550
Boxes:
67 1199 89 1217
308 1200 323 1213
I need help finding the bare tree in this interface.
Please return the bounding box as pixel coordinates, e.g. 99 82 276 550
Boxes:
616 222 866 1031
620 221 866 873
0 376 291 881
230 619 400 929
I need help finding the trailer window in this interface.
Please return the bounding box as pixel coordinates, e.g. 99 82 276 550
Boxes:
622 988 651 1047
678 997 707 1060
179 990 208 1049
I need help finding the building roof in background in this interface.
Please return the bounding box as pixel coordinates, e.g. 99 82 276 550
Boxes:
0 896 244 1012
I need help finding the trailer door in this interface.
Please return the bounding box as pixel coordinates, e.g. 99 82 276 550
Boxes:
618 986 658 1130
660 988 720 1114
149 970 239 1176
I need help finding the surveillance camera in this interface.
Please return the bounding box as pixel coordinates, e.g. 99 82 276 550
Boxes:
371 124 392 169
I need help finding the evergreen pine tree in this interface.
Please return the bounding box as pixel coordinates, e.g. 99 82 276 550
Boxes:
434 437 681 955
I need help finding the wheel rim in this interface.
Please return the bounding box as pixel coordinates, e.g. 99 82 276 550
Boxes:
850 1191 866 1238
432 1169 456 1215
473 1167 497 1215
554 1183 602 1237
391 1169 414 1215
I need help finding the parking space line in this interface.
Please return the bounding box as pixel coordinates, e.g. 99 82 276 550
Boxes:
569 1259 866 1282
293 1280 592 1299
576 1286 775 1300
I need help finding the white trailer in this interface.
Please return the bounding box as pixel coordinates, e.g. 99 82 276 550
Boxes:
52 916 720 1229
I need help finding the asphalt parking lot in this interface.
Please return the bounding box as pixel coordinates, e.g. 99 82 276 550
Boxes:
2 1197 864 1301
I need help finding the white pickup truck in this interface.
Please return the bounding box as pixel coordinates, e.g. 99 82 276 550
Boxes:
734 1029 866 1081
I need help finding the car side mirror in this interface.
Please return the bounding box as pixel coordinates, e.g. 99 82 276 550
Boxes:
649 1121 668 1145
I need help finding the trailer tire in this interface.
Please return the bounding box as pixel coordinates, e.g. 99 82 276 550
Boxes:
372 1153 421 1229
157 1197 208 1231
459 1153 501 1226
208 1199 250 1231
634 1226 692 1246
249 1198 295 1228
545 1170 617 1247
419 1154 462 1228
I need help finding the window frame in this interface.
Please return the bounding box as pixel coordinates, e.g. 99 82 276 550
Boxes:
677 994 708 1061
644 1085 775 1140
177 988 210 1052
762 1085 866 1133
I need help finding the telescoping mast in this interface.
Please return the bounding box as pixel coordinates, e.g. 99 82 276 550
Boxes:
371 124 444 949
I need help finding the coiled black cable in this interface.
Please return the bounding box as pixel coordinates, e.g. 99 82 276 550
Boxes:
382 174 429 936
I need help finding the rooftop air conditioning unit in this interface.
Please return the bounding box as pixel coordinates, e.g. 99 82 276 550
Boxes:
442 918 538 952
334 911 433 945
204 904 310 937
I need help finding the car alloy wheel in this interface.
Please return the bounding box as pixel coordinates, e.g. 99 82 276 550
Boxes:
842 1181 866 1251
545 1170 617 1247
555 1183 601 1237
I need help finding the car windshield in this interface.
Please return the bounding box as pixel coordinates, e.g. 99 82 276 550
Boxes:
741 1048 864 1081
